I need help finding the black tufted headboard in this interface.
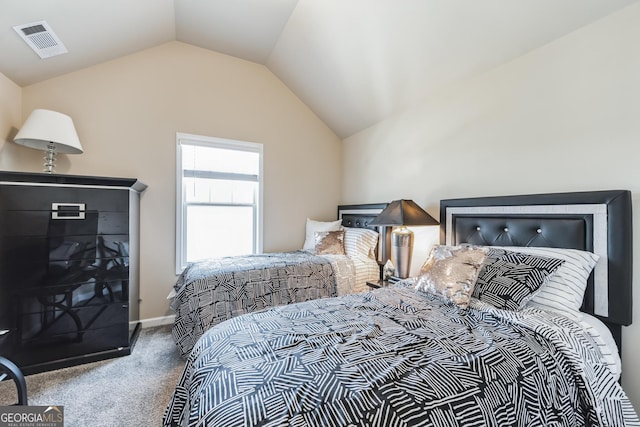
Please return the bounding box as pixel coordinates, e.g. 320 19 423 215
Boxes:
337 203 388 230
440 190 632 351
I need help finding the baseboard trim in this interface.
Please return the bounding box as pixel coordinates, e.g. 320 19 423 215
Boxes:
133 315 176 329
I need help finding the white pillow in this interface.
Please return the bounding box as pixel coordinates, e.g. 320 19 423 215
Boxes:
494 246 598 314
302 218 343 251
344 227 379 259
579 313 621 381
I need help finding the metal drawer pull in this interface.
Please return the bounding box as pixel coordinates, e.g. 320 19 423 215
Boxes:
51 203 86 220
0 329 9 336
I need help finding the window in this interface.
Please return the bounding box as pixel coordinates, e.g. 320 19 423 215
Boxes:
176 133 263 273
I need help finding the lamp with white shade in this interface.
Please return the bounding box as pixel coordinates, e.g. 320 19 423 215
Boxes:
369 199 439 279
13 109 83 174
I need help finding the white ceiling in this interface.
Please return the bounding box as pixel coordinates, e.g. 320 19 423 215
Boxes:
1 0 637 138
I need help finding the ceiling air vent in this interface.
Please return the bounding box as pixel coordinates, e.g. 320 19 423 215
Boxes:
13 20 68 59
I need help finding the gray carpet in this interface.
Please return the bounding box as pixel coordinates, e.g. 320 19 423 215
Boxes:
0 324 185 427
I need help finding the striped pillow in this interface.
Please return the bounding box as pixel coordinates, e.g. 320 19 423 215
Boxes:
473 248 565 311
344 228 379 259
494 246 599 314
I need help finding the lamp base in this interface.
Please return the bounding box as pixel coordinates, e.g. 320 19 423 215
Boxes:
390 226 413 279
42 142 56 174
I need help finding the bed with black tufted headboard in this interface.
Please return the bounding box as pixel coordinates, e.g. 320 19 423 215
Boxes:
169 203 385 357
165 193 639 427
440 190 632 352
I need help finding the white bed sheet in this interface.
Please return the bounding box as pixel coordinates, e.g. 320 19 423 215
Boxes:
579 312 622 381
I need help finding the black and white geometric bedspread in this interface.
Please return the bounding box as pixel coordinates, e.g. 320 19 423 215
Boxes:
164 282 639 427
171 252 353 357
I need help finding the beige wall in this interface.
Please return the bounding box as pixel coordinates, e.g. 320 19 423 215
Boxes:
343 3 640 410
0 71 24 169
16 41 342 321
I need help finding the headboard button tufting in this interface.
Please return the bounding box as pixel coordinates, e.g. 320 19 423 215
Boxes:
503 227 509 232
536 228 542 234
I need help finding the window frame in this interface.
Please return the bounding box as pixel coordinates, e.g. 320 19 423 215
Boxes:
175 132 263 274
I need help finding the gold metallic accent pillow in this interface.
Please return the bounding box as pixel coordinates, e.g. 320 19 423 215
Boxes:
314 230 346 255
415 245 488 308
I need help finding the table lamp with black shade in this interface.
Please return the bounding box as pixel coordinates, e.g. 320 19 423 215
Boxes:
369 199 439 279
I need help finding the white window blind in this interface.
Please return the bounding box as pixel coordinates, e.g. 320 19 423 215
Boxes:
176 133 263 273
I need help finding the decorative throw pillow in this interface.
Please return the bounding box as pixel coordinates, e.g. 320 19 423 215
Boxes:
302 218 343 251
473 247 565 311
344 227 379 259
314 230 346 255
493 246 599 314
415 245 488 308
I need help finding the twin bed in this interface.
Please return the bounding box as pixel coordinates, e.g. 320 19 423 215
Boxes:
169 203 386 357
164 190 638 427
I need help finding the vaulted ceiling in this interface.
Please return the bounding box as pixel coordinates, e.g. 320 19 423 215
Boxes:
1 0 637 138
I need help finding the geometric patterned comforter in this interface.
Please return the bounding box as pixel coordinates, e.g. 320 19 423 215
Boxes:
164 281 639 427
170 252 355 357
